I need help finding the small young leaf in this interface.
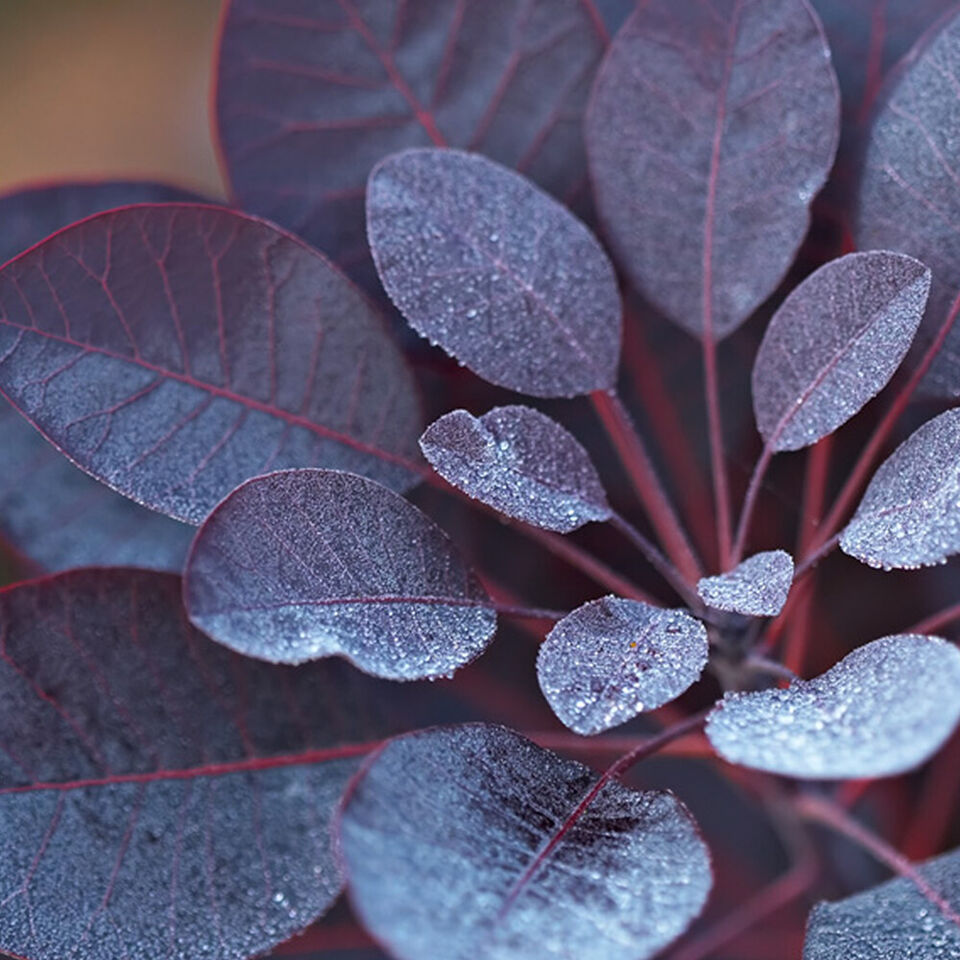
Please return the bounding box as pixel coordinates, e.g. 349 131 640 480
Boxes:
367 148 621 397
419 406 611 533
697 550 794 617
803 848 960 959
842 409 960 569
536 597 708 735
585 0 839 339
338 723 712 960
184 468 496 680
752 252 930 452
706 634 960 778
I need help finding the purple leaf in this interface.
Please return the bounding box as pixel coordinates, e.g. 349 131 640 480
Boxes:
337 723 712 960
184 468 496 680
697 549 794 617
536 597 708 735
419 405 611 533
841 408 960 570
366 148 621 397
706 634 960 778
0 204 422 524
585 0 840 339
752 252 929 452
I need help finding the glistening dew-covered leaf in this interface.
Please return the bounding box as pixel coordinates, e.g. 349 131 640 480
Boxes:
802 848 960 959
536 597 708 735
0 568 473 960
697 550 794 617
419 406 611 533
585 0 839 340
0 205 421 525
367 148 621 397
841 409 960 570
706 634 960 778
752 252 930 452
184 468 496 680
337 723 712 960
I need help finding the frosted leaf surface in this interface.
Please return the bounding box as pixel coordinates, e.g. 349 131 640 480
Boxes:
367 148 621 397
697 550 794 616
536 597 708 735
752 252 930 452
841 409 960 569
707 634 960 778
803 849 960 959
419 406 611 533
184 469 496 680
338 724 712 960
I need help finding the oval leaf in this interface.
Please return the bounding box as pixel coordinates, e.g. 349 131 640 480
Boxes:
419 406 611 533
0 204 421 524
585 0 839 339
698 549 794 617
706 634 960 778
184 468 496 680
367 148 621 397
752 252 930 452
338 723 712 960
537 597 708 735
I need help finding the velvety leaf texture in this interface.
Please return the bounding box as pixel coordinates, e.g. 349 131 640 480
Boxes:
367 148 621 397
752 252 929 452
706 634 960 778
419 406 611 533
0 204 421 525
803 848 960 959
184 468 496 680
585 0 840 339
215 0 613 275
536 597 708 735
842 408 960 569
338 723 712 960
0 568 470 960
697 549 794 617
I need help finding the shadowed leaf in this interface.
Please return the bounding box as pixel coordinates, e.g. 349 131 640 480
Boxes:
697 549 794 616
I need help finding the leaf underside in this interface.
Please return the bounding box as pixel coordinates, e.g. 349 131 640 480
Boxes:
697 550 794 617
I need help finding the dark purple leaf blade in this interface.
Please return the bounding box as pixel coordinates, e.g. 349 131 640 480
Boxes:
752 251 930 452
184 469 496 680
367 148 621 397
419 405 611 533
337 723 712 960
536 597 708 735
706 634 960 778
585 0 839 339
697 549 794 617
0 204 422 525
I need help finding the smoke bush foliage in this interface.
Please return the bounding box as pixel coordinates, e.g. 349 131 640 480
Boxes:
4 1 960 958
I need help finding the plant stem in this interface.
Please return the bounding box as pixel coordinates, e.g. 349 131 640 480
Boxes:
792 532 839 580
702 334 733 568
905 601 960 636
525 729 712 759
491 603 566 621
731 444 773 564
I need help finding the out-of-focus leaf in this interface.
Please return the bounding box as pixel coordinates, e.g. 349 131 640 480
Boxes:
842 408 960 569
536 596 707 735
707 634 960 778
337 723 712 960
803 848 960 959
184 468 496 680
585 0 839 339
367 148 621 397
697 549 794 617
419 406 611 533
752 251 929 452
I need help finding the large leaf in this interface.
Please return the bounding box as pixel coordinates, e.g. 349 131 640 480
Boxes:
706 634 960 778
184 468 496 680
0 204 421 524
585 0 840 339
841 408 960 569
367 148 621 397
337 723 712 960
536 597 708 735
0 568 473 960
752 252 929 452
419 405 611 533
697 549 793 617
